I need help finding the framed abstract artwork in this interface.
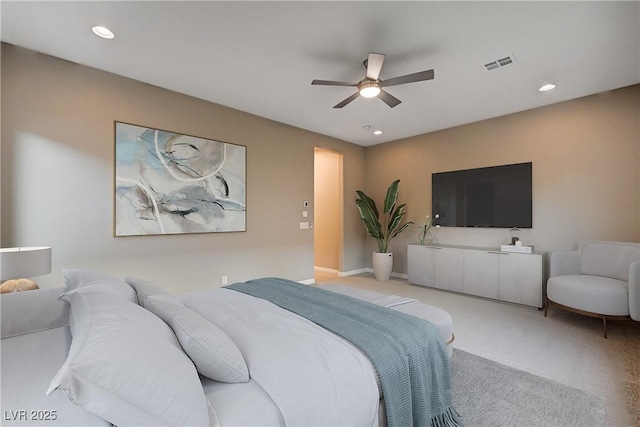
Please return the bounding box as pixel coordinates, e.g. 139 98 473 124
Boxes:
114 122 246 236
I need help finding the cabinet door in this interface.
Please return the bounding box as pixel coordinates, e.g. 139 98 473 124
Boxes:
407 245 435 287
463 250 500 298
499 253 542 307
434 247 464 292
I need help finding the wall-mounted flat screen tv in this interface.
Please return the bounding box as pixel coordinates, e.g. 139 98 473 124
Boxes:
432 162 532 228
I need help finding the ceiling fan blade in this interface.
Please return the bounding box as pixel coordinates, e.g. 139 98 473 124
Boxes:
333 92 360 108
378 90 401 108
383 69 434 87
312 79 358 87
366 53 386 80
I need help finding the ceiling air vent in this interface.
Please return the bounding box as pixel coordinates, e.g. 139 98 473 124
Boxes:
484 55 516 71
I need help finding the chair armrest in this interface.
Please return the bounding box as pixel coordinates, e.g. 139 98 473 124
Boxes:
629 262 640 321
549 250 581 277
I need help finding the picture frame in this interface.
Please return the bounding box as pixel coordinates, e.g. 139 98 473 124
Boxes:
114 121 246 236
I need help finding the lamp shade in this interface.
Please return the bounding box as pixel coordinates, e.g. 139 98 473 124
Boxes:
0 247 52 281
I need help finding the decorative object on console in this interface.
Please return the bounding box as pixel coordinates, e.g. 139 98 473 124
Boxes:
509 227 521 245
418 213 440 245
500 244 534 254
0 247 51 293
355 180 414 281
114 122 246 237
501 228 532 252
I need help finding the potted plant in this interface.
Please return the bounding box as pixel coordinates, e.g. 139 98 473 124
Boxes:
355 180 414 281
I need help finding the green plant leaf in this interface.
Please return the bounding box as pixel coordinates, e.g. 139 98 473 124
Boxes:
387 203 406 234
355 190 379 219
383 180 400 214
391 221 414 239
355 198 383 239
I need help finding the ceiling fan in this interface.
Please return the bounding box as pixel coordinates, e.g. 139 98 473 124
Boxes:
311 52 434 109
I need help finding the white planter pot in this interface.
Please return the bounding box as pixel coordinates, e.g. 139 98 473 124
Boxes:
372 252 393 281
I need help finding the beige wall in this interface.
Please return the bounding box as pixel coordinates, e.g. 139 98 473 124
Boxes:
365 85 640 274
3 44 637 284
0 44 366 291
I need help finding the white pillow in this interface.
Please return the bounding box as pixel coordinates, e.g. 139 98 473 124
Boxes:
62 269 137 303
47 292 212 426
125 276 168 305
145 294 250 383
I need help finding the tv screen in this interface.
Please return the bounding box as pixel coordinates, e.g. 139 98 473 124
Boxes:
432 162 532 228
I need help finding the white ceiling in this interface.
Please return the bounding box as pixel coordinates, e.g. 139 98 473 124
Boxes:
2 1 639 146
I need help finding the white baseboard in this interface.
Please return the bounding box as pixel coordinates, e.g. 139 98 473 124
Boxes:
340 268 407 279
312 267 408 281
338 268 370 277
313 266 339 274
298 278 316 285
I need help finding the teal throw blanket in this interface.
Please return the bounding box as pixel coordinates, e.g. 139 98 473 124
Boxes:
227 278 462 427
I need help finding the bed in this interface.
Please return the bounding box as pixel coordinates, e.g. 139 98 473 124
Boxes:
0 270 460 427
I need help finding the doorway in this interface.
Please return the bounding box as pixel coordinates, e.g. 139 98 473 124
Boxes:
313 148 343 282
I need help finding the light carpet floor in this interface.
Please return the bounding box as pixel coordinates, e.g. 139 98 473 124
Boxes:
315 271 635 427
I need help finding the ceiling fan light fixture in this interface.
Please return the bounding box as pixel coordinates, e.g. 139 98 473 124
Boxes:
313 52 434 108
359 82 381 98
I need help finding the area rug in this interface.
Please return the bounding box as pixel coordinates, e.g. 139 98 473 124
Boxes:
611 320 640 426
451 349 605 427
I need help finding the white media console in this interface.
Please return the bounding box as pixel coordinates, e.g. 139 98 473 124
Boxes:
407 243 546 308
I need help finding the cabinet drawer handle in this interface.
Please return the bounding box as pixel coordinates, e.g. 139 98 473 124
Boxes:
488 251 508 255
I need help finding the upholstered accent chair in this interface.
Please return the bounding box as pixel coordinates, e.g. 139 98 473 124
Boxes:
545 241 640 338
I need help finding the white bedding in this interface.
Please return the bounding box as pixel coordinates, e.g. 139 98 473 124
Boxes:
181 288 380 427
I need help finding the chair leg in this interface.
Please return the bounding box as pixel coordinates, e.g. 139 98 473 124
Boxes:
544 299 626 338
544 301 549 317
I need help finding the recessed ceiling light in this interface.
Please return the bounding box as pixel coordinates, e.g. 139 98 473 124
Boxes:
539 83 556 92
92 26 115 39
373 130 383 135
